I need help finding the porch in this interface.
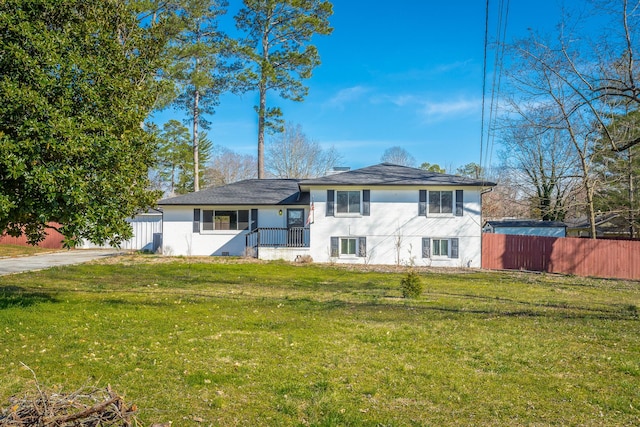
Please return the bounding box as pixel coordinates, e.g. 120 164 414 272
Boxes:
245 227 310 260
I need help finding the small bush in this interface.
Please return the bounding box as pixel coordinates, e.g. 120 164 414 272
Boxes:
401 271 423 298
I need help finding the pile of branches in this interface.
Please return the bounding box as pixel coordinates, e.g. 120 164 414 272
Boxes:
0 384 141 427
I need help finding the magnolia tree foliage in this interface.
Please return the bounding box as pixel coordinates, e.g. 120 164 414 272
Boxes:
234 0 333 179
0 0 173 246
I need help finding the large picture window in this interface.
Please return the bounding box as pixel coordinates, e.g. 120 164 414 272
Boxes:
202 210 249 231
336 190 360 214
428 191 453 214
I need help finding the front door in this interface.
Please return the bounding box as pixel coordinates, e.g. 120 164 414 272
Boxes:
287 209 305 246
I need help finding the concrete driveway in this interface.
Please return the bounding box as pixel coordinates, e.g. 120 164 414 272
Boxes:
0 249 123 276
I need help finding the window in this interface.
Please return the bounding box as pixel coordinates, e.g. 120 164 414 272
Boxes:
432 239 449 256
429 191 453 214
327 189 370 216
337 190 360 214
420 190 464 216
341 238 356 255
330 236 367 257
201 210 249 231
422 237 459 259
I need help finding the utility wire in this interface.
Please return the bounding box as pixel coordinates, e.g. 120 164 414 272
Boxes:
486 0 510 174
479 0 490 179
480 0 510 180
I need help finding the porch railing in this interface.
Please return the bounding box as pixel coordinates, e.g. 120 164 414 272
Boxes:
246 227 310 252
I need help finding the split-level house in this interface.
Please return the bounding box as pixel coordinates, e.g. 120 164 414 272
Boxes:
158 163 495 267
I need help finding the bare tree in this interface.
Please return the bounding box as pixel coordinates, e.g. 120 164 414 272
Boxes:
504 41 601 235
482 166 531 220
502 0 640 237
499 112 580 221
381 146 416 167
205 146 257 187
265 122 341 178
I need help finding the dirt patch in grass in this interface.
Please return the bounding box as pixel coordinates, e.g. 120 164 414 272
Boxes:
0 244 60 258
95 252 478 274
93 253 268 266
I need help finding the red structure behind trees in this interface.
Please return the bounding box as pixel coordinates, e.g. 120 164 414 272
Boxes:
0 224 65 249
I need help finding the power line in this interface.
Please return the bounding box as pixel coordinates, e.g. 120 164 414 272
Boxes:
486 0 510 173
479 0 490 177
480 0 510 179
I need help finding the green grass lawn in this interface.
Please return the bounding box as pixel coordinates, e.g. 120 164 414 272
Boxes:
0 256 638 426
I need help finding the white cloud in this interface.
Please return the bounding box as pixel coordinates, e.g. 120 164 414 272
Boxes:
418 98 482 122
385 94 417 107
386 60 476 81
325 86 370 110
372 92 482 123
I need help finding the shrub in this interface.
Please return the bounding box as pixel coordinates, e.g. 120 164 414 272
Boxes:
401 271 423 298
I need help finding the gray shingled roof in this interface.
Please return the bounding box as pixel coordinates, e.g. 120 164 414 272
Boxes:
486 220 566 228
158 179 309 206
299 163 496 187
564 213 619 228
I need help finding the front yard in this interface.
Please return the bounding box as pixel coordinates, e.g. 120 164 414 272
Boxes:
0 256 638 425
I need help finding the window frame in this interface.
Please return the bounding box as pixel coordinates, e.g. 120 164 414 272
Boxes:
340 237 357 256
428 190 454 215
336 190 361 215
331 236 367 258
431 238 449 257
422 237 459 259
200 209 250 232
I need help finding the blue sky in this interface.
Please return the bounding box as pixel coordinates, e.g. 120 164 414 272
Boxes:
151 1 564 172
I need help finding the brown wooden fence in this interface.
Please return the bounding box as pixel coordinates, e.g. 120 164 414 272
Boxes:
482 233 640 281
0 224 65 249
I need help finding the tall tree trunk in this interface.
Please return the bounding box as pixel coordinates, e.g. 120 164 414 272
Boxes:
193 88 200 192
171 164 175 195
257 29 270 180
257 81 266 179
